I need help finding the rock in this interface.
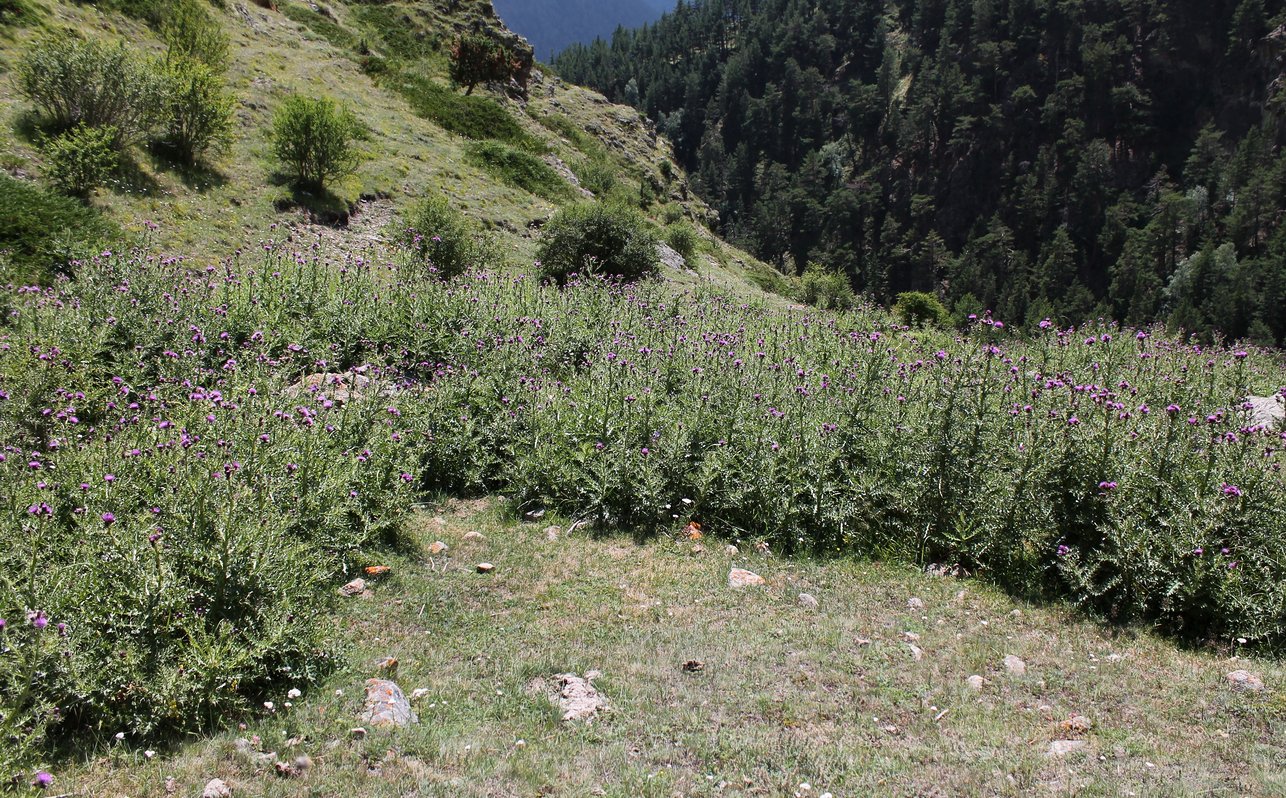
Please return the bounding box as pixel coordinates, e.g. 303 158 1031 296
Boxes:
1003 655 1027 675
728 568 766 588
377 656 398 676
349 727 367 738
657 242 688 271
682 660 705 673
543 525 560 541
855 637 872 647
201 779 232 798
906 644 924 661
966 675 988 691
409 688 431 701
907 597 925 610
1245 395 1285 429
1047 740 1088 757
476 562 496 574
362 679 417 728
429 541 448 555
798 593 819 609
1062 714 1093 733
463 531 485 542
339 577 366 597
274 755 310 778
725 545 739 555
549 673 608 722
233 738 276 768
902 631 921 642
1225 669 1265 692
690 544 705 555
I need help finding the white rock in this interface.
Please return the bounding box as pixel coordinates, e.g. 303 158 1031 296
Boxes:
725 544 739 555
202 779 233 798
798 593 819 609
907 644 924 661
907 597 925 610
1003 655 1027 675
966 675 987 691
1225 669 1265 692
463 531 485 541
728 568 766 588
338 577 366 597
1047 740 1088 757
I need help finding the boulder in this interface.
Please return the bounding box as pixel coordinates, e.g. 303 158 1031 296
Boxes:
362 679 417 728
728 568 766 588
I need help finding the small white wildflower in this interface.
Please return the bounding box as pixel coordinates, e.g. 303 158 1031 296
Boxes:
287 688 302 699
143 749 156 759
263 701 275 711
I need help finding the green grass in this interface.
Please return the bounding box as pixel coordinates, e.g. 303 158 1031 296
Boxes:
465 140 573 201
0 173 118 280
64 500 1286 797
387 72 544 150
280 3 358 52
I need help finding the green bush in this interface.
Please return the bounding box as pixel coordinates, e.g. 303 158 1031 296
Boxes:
158 57 235 165
271 95 364 191
465 141 571 201
161 0 229 71
398 195 501 278
449 32 519 95
536 202 659 284
894 291 951 327
798 262 856 310
0 174 118 280
663 222 699 268
40 125 120 198
17 37 166 146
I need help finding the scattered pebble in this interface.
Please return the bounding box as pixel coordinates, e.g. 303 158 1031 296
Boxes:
1003 654 1027 675
338 578 366 597
855 637 872 647
728 568 766 587
476 562 496 573
798 593 819 609
429 541 448 555
907 644 924 661
1062 713 1093 733
902 631 921 642
543 525 560 541
682 660 705 673
463 531 485 541
907 597 925 610
691 544 706 555
725 544 739 555
966 675 987 691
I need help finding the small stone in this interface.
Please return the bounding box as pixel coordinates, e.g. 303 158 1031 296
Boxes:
201 779 232 798
728 568 766 588
907 597 925 610
1225 669 1264 692
463 531 485 541
691 544 705 554
429 541 448 555
350 727 367 738
682 660 705 673
966 675 987 691
409 688 430 701
907 644 924 661
855 637 871 647
476 562 496 573
1003 655 1027 675
339 578 366 597
902 631 921 642
1062 714 1092 733
543 525 560 541
724 544 739 555
798 593 819 609
233 739 276 768
362 679 417 728
1047 740 1088 757
377 656 398 675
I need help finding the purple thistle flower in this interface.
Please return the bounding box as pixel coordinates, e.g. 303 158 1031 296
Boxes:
1056 545 1070 557
102 512 116 526
32 771 52 789
1221 483 1243 498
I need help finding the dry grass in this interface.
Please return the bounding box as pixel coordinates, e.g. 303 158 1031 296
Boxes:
63 500 1284 798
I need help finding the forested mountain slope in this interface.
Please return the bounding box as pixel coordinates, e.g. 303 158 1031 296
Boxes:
557 0 1286 344
492 0 671 60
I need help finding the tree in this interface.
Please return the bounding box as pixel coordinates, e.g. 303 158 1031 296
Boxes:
271 95 364 191
449 33 519 95
159 57 234 165
536 203 659 284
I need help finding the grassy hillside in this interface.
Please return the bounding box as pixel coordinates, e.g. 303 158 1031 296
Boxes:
0 0 784 292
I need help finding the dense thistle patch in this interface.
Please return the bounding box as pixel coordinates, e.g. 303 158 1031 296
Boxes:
0 234 1283 774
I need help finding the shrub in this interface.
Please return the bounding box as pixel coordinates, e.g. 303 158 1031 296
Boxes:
40 125 119 198
465 142 571 201
798 262 856 310
161 0 229 71
158 57 235 165
271 95 364 191
663 223 699 268
894 290 950 327
571 157 616 196
537 203 659 284
398 195 501 278
0 174 118 281
449 32 519 95
17 38 166 146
